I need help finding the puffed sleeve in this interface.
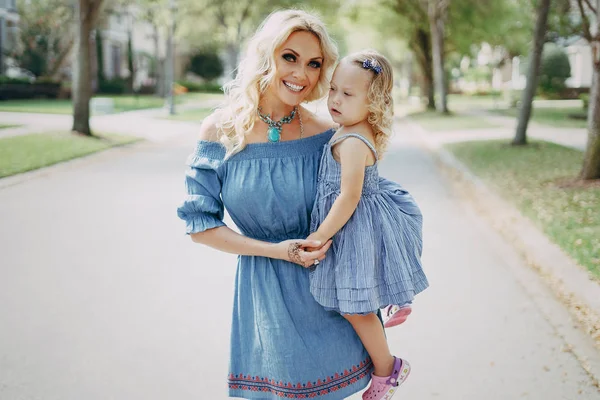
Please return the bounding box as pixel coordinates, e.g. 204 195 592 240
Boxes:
177 141 227 235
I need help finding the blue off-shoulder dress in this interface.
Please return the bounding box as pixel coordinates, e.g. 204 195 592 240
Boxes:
177 129 372 400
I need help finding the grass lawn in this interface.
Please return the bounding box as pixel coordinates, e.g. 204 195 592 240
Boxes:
0 124 20 129
446 139 600 277
0 92 224 115
489 106 587 129
162 107 213 122
408 109 500 131
0 131 140 178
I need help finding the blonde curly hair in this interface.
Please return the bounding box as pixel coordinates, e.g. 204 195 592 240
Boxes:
344 50 394 156
216 9 338 158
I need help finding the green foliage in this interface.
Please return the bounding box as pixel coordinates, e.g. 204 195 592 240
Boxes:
538 43 571 96
188 51 224 81
176 0 342 58
98 78 128 94
580 93 589 109
177 80 223 93
11 0 73 77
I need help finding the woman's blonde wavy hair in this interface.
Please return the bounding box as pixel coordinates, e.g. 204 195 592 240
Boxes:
216 9 338 157
344 50 394 156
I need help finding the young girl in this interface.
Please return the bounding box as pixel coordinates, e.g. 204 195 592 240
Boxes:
307 50 429 400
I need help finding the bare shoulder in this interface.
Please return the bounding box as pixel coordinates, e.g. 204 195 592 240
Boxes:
300 107 336 137
197 111 222 142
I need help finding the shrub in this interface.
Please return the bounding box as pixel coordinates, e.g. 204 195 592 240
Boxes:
538 43 571 97
177 80 222 93
188 50 224 81
98 78 127 94
580 93 589 110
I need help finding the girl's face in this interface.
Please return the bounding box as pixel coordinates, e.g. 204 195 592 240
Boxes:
327 60 371 127
269 31 323 107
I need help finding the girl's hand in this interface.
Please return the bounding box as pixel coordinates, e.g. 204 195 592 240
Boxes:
274 239 332 268
304 232 329 252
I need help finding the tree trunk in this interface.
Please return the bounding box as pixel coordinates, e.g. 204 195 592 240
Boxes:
127 30 135 93
72 0 104 136
153 23 164 97
580 52 600 179
428 2 448 114
72 1 93 135
513 0 551 146
412 28 435 110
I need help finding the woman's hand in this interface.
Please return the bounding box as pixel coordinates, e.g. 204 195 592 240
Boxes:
273 239 332 268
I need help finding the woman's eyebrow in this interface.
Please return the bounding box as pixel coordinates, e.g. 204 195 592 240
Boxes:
282 48 324 61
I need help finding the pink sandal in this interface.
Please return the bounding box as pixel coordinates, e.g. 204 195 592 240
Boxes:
362 357 411 400
382 304 412 328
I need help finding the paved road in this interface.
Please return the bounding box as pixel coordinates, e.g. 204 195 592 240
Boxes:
0 118 599 399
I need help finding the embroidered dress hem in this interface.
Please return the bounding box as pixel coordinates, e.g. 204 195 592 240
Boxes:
228 358 372 399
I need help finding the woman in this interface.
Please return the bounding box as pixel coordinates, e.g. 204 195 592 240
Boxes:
177 9 372 400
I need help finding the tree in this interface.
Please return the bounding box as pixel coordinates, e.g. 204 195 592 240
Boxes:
575 0 600 180
177 0 341 79
379 0 527 111
425 0 450 113
127 30 135 93
72 0 105 136
513 0 552 146
11 0 73 78
538 43 571 97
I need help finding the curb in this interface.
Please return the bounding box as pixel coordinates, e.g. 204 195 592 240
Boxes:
404 117 600 388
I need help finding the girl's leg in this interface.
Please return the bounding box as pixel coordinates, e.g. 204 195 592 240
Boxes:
343 313 394 377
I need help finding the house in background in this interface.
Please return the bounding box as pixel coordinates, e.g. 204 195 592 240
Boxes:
0 0 19 75
564 37 593 89
93 7 168 90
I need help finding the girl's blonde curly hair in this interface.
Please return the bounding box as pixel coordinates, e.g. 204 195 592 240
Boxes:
344 50 394 156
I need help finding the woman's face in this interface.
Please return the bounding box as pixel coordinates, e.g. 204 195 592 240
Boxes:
269 30 323 106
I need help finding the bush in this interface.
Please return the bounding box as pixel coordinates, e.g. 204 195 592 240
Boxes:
580 93 589 110
0 76 31 85
177 80 222 93
538 43 571 97
0 80 61 100
188 50 224 81
98 78 127 94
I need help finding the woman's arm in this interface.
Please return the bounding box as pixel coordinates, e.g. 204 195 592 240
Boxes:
187 114 332 267
192 226 331 267
309 138 370 243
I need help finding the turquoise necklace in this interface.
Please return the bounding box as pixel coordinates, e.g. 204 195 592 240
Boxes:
257 106 301 142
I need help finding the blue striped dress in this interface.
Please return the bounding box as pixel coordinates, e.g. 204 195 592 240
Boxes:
309 133 429 315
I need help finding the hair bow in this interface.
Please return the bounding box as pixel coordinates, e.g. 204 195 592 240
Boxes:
362 58 382 74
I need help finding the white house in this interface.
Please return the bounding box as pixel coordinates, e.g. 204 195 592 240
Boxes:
564 37 593 89
96 6 167 89
0 0 19 75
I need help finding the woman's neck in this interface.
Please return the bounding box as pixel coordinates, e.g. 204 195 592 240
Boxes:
259 93 297 121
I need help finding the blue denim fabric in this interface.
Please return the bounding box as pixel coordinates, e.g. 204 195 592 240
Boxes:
177 129 372 399
309 134 429 315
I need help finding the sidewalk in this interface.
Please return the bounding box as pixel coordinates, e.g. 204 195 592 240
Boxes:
420 108 589 152
0 98 221 142
407 114 600 355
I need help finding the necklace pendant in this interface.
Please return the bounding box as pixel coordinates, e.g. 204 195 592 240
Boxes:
267 126 281 142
